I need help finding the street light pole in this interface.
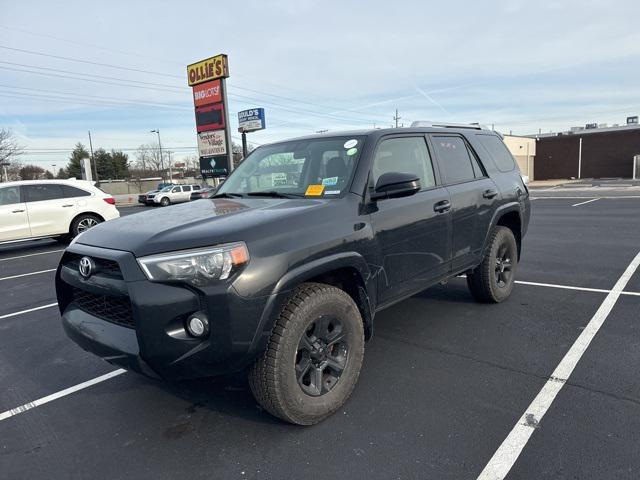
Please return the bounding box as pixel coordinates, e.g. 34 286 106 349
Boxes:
151 129 171 181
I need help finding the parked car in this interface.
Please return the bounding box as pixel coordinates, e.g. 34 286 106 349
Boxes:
190 186 216 200
57 124 530 425
138 182 176 205
0 180 119 244
152 184 201 206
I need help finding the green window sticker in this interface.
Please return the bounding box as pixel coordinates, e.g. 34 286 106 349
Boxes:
347 147 357 156
322 177 338 186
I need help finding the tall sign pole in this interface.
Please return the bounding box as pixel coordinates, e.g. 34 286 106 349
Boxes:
187 54 231 184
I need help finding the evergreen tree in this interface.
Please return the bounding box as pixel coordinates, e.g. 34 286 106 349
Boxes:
66 142 89 178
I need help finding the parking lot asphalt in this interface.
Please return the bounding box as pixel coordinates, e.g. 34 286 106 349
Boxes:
1 195 639 479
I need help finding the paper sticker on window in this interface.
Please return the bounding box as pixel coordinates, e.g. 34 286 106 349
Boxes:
305 184 325 196
322 176 338 186
271 172 287 186
346 147 357 156
324 190 341 195
343 139 358 149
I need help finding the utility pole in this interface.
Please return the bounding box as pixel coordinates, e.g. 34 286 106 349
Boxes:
88 130 99 184
151 129 170 181
393 109 401 128
0 162 9 182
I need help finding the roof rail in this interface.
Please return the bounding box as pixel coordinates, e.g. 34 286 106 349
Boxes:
410 121 486 130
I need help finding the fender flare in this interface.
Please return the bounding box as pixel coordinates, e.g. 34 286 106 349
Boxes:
246 252 375 361
481 202 522 256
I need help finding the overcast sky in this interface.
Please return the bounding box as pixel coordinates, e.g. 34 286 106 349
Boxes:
1 0 639 169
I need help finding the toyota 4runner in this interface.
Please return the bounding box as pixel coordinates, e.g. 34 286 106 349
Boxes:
56 124 530 425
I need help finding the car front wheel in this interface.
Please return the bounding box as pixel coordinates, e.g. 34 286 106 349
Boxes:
160 197 170 207
249 282 365 425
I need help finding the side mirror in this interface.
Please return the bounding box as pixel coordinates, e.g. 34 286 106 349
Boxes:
371 172 421 200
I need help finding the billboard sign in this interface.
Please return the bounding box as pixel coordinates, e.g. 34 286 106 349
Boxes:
627 116 639 125
199 155 230 178
238 108 266 133
198 130 227 157
195 103 226 132
193 79 222 107
187 54 229 86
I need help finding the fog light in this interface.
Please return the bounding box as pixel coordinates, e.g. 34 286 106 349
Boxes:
186 313 209 338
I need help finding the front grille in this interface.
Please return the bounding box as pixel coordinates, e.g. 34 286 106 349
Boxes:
64 254 123 279
71 287 135 328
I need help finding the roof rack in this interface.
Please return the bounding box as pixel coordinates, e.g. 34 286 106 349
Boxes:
410 121 486 130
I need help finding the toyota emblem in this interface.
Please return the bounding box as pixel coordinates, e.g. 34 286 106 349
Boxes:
78 256 95 279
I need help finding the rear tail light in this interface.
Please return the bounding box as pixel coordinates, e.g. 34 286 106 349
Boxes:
103 197 116 205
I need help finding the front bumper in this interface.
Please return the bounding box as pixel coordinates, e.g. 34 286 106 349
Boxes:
56 243 276 380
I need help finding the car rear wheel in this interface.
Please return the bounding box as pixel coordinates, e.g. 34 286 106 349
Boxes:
160 197 170 207
70 214 102 238
467 226 518 303
249 282 365 425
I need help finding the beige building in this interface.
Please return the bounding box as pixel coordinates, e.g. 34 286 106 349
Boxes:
502 135 536 180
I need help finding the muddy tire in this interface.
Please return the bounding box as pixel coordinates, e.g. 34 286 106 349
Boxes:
249 282 365 425
467 226 518 303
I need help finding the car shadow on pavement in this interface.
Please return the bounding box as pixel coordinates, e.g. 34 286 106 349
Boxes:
155 373 284 428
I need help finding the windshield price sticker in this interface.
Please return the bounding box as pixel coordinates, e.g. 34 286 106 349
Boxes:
305 184 325 196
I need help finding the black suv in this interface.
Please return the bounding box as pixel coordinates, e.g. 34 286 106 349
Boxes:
56 124 530 425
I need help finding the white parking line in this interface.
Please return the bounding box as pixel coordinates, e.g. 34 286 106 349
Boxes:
0 303 58 320
477 250 640 480
571 198 600 207
0 369 126 422
515 280 640 297
0 249 64 262
0 269 56 282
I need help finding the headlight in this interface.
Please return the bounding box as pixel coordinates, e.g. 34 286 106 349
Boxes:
137 242 249 286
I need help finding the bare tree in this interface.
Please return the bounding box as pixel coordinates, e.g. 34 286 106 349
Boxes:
134 143 174 175
0 128 24 181
0 128 23 163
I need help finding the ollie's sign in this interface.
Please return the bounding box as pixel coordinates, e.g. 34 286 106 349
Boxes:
187 54 229 86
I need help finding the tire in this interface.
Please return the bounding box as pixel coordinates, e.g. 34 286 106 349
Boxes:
70 214 102 238
467 226 518 303
249 282 365 425
160 197 170 207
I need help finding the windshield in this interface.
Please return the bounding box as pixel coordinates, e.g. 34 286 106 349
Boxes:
217 136 364 197
160 186 173 192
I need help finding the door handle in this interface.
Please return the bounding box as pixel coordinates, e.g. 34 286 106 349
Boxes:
483 189 498 199
433 200 451 213
62 204 74 207
12 209 25 213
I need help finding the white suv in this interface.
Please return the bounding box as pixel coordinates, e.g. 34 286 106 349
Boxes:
152 184 201 206
0 180 119 244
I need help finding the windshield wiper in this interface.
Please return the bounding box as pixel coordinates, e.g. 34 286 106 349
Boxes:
246 191 302 199
212 192 244 198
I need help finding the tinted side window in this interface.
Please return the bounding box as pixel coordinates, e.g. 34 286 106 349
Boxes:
467 146 485 179
25 184 64 202
477 134 516 172
372 137 436 189
62 185 91 198
0 186 21 205
183 185 192 192
192 185 201 190
432 136 476 184
172 187 181 193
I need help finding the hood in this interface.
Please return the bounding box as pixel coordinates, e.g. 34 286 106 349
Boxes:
77 197 330 257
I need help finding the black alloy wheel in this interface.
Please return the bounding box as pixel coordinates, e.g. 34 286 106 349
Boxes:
295 315 349 397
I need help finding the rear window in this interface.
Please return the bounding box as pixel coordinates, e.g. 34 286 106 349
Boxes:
24 184 64 202
477 134 516 172
431 136 477 184
62 185 91 198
